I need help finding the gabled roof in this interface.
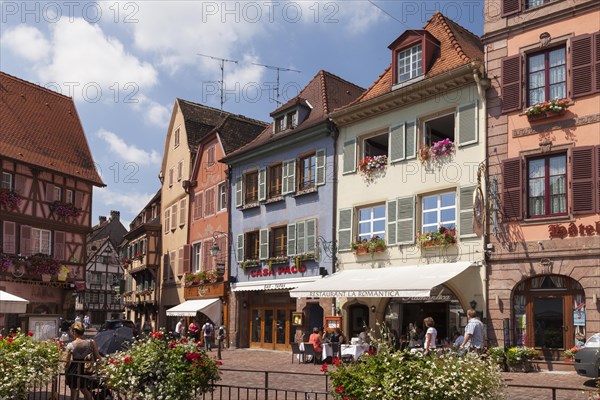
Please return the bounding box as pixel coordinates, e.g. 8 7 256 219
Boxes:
0 71 104 186
88 212 128 249
224 70 364 160
348 12 483 106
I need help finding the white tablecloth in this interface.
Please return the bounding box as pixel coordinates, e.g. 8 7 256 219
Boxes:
299 342 332 361
340 344 370 360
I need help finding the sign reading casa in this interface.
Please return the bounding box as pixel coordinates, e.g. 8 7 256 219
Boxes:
249 264 307 278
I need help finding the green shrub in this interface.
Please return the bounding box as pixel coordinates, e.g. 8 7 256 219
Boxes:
505 347 540 366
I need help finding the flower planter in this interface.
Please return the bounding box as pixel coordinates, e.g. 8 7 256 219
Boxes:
354 248 368 255
41 274 51 282
507 361 533 373
527 110 565 123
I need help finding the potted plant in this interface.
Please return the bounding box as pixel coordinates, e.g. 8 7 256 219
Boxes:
505 347 540 372
562 346 583 362
417 226 457 249
351 239 370 255
418 139 455 164
526 98 572 121
351 237 387 255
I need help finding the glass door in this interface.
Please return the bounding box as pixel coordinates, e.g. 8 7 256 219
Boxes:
274 309 288 350
533 296 564 348
264 309 274 346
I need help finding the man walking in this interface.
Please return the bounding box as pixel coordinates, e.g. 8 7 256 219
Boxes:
174 318 185 338
459 309 484 353
202 321 214 351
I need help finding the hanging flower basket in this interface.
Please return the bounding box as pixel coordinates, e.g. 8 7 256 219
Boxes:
27 253 61 276
526 98 572 121
0 190 22 209
416 226 457 249
418 139 455 163
357 155 387 182
50 201 81 218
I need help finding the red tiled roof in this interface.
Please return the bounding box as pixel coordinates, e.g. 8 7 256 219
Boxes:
0 71 104 185
348 12 483 107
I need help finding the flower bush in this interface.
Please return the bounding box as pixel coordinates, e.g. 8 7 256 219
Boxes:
350 236 387 254
0 331 61 399
505 347 540 366
418 139 455 163
526 98 572 116
358 155 387 181
50 201 81 218
0 190 21 209
27 253 61 276
562 345 583 359
324 345 505 399
417 226 457 248
99 332 221 400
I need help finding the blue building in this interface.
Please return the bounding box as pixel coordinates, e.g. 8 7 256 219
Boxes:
222 71 363 349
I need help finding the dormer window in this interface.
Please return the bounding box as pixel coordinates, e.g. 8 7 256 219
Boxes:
286 111 297 129
397 44 423 83
275 116 285 133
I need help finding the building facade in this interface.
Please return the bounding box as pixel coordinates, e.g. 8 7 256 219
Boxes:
483 0 600 354
224 70 363 349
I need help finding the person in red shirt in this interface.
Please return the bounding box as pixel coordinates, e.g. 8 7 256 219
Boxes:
309 327 323 353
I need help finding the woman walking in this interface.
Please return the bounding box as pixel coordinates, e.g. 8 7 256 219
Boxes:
64 321 101 400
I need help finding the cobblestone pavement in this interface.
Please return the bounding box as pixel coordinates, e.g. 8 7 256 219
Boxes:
215 347 599 400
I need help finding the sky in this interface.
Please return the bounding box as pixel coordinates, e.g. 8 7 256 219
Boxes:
0 0 484 228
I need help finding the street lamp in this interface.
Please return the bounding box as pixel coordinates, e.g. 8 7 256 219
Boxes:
209 231 229 257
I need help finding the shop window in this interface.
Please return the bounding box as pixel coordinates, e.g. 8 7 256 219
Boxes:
527 154 567 217
397 44 422 83
299 154 316 191
363 133 389 158
245 171 259 204
358 204 386 241
270 226 287 257
245 231 259 261
269 164 282 198
1 172 12 190
527 46 566 106
421 192 456 233
423 114 454 146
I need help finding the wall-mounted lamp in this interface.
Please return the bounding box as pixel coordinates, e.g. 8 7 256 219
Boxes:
210 231 229 257
370 305 376 313
469 300 477 310
242 300 248 309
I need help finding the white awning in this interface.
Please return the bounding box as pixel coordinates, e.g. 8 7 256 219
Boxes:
166 299 222 326
0 290 29 313
231 276 322 292
289 262 475 298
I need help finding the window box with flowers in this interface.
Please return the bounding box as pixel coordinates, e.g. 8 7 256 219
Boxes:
418 138 455 164
241 259 260 272
526 98 572 122
122 257 132 267
357 155 387 182
351 237 387 255
26 253 61 276
50 201 82 218
0 189 22 209
562 346 583 362
416 226 457 249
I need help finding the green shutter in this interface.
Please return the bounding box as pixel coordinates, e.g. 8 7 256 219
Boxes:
405 121 416 159
305 219 317 254
316 148 326 186
287 223 296 256
338 208 353 252
235 175 243 207
296 221 306 255
386 199 398 245
397 195 415 244
459 186 476 238
342 139 356 174
258 167 267 201
236 234 244 262
288 160 296 193
389 123 405 163
259 228 268 260
457 101 478 147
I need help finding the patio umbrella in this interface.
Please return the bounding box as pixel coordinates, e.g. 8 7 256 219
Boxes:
0 290 29 313
92 326 135 356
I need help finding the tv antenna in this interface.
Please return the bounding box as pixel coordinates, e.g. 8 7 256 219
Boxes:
197 53 239 110
252 62 301 104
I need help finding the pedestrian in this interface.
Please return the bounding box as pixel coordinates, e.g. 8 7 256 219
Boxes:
142 319 152 335
459 309 484 354
188 319 200 341
174 318 185 339
83 314 90 329
216 325 226 360
65 321 101 400
423 317 437 355
202 321 214 351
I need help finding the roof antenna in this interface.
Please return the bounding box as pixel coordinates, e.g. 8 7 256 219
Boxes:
252 62 301 104
197 53 239 110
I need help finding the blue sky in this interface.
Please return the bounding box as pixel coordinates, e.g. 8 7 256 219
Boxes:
0 1 484 227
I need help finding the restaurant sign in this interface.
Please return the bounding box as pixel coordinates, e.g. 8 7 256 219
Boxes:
305 290 427 298
249 263 307 278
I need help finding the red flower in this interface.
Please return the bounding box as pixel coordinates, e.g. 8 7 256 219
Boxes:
321 363 328 373
185 353 201 361
332 357 340 366
216 360 223 365
7 338 13 343
336 386 345 393
169 341 177 348
368 349 376 355
150 331 164 339
181 338 188 343
27 332 33 336
123 356 133 363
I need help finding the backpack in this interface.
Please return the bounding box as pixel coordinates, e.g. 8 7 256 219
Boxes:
203 323 213 335
217 326 225 339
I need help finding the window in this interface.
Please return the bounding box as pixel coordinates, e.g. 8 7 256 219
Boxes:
527 154 567 217
174 128 180 148
179 198 186 226
218 183 227 211
274 116 285 133
286 111 297 129
269 164 282 198
397 44 422 83
245 231 259 260
66 189 74 204
54 186 62 202
421 192 456 233
31 228 51 255
245 171 258 203
299 154 316 191
205 188 215 215
193 192 203 219
271 226 287 257
526 0 548 8
171 204 177 230
358 205 386 241
207 146 216 166
164 208 170 234
424 113 455 145
1 172 12 190
169 168 174 187
363 133 389 158
177 161 183 181
527 46 566 106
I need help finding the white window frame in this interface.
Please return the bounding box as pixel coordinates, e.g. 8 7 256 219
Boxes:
1 172 12 190
53 186 62 202
217 182 227 211
192 242 202 272
66 189 74 204
421 192 457 234
357 205 386 241
397 43 423 83
31 228 51 255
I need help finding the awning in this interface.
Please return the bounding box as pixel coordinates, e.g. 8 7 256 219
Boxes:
289 262 475 298
166 299 222 326
0 290 29 313
231 276 322 292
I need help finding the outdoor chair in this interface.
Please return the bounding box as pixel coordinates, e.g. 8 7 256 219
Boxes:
291 342 304 364
302 343 319 364
331 342 339 358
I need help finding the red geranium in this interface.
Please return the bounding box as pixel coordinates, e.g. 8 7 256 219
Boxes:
336 385 345 393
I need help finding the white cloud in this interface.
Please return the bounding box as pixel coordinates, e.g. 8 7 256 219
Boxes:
133 95 171 128
96 129 161 166
338 2 384 34
1 25 50 62
94 188 154 218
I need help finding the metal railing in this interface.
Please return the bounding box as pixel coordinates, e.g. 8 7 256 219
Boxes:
505 383 596 400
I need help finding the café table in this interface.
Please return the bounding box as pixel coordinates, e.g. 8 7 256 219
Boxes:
340 343 370 361
299 342 333 362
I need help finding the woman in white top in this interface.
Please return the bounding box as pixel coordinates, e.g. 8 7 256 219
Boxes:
423 317 437 355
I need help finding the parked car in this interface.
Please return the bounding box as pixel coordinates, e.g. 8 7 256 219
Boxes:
575 333 600 378
100 319 139 336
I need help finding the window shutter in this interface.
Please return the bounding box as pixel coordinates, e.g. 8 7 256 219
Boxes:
459 186 476 238
235 176 243 207
501 55 522 113
570 34 594 98
571 146 595 215
305 219 316 254
282 160 294 195
338 208 353 252
236 234 244 262
45 183 53 202
179 199 186 226
287 224 296 256
177 247 184 275
258 167 267 201
386 199 398 245
54 231 65 260
342 139 357 174
164 209 170 234
14 174 25 194
194 193 203 219
457 102 478 147
316 148 326 186
202 241 212 270
20 225 31 256
288 160 296 193
397 196 415 244
3 221 16 254
595 32 600 93
259 228 268 260
389 123 405 163
169 251 175 280
501 0 521 17
183 244 191 274
171 204 177 230
296 221 306 255
162 254 169 281
405 121 416 159
74 191 83 208
502 158 523 220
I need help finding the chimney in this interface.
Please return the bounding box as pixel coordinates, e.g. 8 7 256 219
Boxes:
110 210 120 221
99 216 107 224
